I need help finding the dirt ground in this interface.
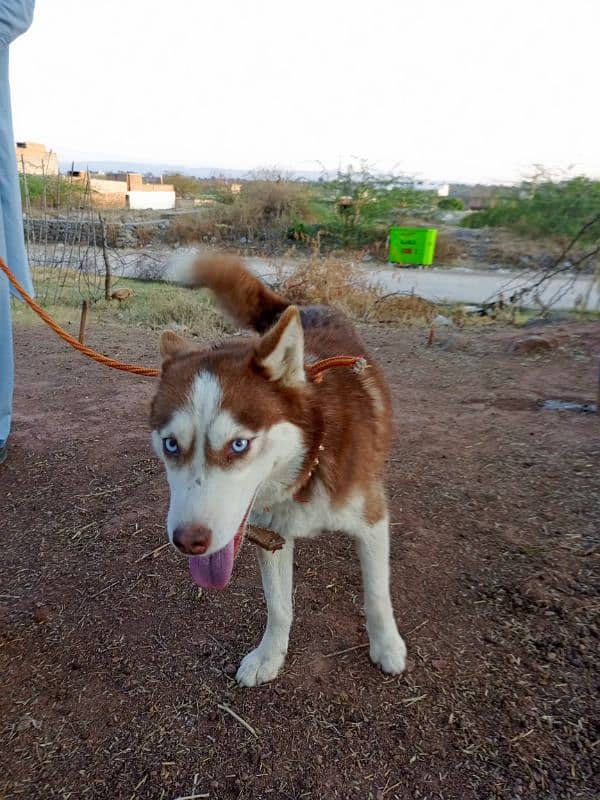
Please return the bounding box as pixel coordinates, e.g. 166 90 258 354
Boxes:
1 317 599 800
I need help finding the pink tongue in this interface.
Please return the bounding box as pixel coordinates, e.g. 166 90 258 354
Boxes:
188 539 235 590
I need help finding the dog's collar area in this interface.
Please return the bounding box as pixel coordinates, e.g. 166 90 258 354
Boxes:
291 442 325 502
249 441 324 553
249 356 367 551
305 355 369 384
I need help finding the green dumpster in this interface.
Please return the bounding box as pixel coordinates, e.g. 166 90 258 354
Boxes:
389 227 437 266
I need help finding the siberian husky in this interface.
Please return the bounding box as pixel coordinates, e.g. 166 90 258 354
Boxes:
150 256 406 686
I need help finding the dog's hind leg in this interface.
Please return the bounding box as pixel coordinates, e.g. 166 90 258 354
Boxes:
355 517 407 675
236 541 295 687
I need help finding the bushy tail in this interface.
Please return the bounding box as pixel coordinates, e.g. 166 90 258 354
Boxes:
172 254 289 333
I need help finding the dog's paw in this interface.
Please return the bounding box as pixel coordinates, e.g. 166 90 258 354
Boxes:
369 631 407 675
236 646 285 687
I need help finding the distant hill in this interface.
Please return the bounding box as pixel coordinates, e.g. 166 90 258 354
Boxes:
59 159 327 181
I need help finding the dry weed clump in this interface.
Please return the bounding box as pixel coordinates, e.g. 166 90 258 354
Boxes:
232 180 310 231
165 181 311 248
433 233 465 265
165 212 228 245
370 292 438 324
132 225 156 247
484 229 565 269
277 254 437 324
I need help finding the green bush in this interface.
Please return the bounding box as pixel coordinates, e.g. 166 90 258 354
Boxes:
462 177 600 243
19 174 87 209
163 172 203 198
305 165 436 248
438 197 464 210
165 167 440 253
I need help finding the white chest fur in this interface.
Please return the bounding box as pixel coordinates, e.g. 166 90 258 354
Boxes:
250 479 366 541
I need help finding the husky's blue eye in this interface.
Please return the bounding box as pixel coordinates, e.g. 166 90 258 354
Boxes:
163 436 180 456
231 438 250 454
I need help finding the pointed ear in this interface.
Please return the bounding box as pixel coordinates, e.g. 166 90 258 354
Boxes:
254 306 305 385
159 330 187 363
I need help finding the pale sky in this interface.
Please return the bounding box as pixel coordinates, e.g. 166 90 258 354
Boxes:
8 0 600 184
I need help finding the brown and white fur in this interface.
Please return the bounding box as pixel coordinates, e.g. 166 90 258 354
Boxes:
150 255 406 686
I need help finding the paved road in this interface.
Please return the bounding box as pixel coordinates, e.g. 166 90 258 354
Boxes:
244 256 600 311
28 244 599 310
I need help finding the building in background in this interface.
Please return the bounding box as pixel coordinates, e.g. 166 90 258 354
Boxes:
15 141 58 176
415 181 449 197
66 170 176 210
125 172 176 210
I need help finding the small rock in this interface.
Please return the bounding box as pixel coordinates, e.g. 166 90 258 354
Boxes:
439 333 468 352
33 605 52 624
510 335 558 355
17 714 41 732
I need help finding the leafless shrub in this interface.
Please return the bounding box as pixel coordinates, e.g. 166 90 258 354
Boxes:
433 233 465 265
164 213 227 245
104 222 121 248
133 225 157 247
277 253 437 323
165 180 311 251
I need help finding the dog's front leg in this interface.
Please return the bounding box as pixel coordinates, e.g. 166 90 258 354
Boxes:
356 517 407 675
236 540 294 687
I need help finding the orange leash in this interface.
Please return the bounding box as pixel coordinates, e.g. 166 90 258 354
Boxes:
1 256 368 381
1 256 160 377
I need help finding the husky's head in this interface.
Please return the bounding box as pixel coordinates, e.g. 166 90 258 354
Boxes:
150 307 310 589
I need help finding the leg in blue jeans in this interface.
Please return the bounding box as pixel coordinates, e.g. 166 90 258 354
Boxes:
0 4 37 451
0 273 13 445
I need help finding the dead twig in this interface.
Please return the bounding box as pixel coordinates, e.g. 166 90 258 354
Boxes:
128 774 147 799
323 642 369 658
71 521 96 540
217 703 259 738
510 728 535 743
174 795 209 800
134 542 170 563
401 694 427 706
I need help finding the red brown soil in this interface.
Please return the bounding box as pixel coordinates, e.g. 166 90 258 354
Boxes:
1 318 599 800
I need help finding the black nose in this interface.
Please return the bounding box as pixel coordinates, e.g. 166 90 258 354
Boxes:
172 524 212 555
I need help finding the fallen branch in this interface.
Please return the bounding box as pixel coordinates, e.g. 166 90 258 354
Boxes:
323 642 369 658
217 703 259 738
134 542 170 563
482 211 600 308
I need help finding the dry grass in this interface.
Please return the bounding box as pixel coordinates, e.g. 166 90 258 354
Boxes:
433 233 465 265
276 253 438 324
166 181 311 249
13 268 230 338
164 212 226 245
476 227 598 272
3 321 598 799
